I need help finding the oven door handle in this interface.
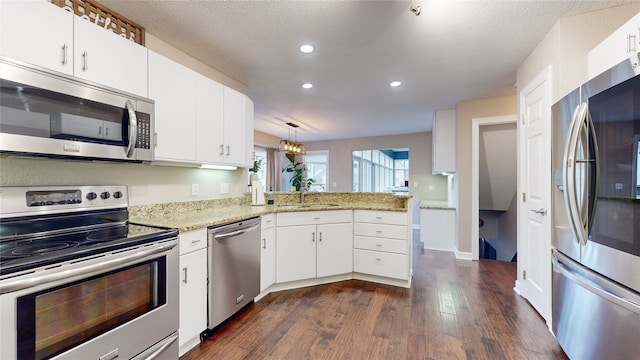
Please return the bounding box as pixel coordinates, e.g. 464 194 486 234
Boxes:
0 239 177 295
131 333 178 360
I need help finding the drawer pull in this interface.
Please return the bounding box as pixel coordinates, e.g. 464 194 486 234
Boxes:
376 244 382 247
376 230 383 233
375 258 382 261
376 216 383 219
191 239 201 244
314 217 321 221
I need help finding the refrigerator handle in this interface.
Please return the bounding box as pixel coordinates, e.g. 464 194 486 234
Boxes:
562 103 583 245
571 103 591 246
586 107 600 239
552 250 640 314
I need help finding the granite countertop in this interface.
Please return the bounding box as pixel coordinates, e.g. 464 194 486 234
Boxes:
419 200 456 210
130 192 411 232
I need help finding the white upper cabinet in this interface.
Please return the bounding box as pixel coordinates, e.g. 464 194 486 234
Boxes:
1 1 147 97
1 1 74 75
432 109 456 174
73 16 148 96
148 51 197 162
149 51 253 167
196 74 224 164
589 12 640 80
222 87 248 166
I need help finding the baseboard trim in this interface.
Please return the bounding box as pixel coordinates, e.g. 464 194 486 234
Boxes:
454 250 473 260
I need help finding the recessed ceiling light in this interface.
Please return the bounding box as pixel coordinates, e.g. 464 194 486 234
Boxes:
299 44 314 54
390 81 402 87
302 83 313 89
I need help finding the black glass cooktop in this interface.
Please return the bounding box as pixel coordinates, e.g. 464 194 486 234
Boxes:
0 211 177 276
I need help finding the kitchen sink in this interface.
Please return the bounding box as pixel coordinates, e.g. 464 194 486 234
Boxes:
276 203 341 209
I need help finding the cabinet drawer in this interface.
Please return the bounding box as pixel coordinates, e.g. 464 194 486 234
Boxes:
354 210 407 225
277 210 352 226
179 228 207 255
353 222 407 240
261 214 276 230
354 236 407 254
354 249 407 280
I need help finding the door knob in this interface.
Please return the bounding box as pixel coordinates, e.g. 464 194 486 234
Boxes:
530 208 547 216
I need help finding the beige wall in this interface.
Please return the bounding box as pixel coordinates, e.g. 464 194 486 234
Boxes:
455 95 518 254
302 132 448 226
0 156 247 205
146 33 248 95
517 4 640 103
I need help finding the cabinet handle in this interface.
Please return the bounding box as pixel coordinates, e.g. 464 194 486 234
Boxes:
98 126 102 135
376 216 383 220
226 145 230 156
262 238 266 249
154 132 158 147
376 230 383 233
219 144 224 156
182 267 188 284
319 232 323 242
82 51 88 71
376 244 382 247
312 233 315 242
191 239 201 244
105 127 109 137
61 44 68 65
375 258 382 261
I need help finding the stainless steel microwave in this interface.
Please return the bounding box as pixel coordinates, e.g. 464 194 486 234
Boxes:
0 57 153 162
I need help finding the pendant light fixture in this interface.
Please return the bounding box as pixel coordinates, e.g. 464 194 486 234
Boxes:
278 122 306 155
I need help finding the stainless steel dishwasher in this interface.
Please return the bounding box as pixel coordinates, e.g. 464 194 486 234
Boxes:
206 217 261 330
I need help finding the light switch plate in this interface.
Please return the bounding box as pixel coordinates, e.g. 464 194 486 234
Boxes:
220 183 229 194
191 184 199 196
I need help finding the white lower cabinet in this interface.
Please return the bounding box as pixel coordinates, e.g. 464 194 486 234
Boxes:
276 210 353 283
178 229 208 356
260 214 276 291
353 210 410 280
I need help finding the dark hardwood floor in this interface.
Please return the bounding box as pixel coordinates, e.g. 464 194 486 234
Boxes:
181 232 568 360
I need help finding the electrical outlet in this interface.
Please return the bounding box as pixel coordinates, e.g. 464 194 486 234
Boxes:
615 183 623 190
220 183 229 194
191 184 199 196
428 185 435 191
413 182 418 188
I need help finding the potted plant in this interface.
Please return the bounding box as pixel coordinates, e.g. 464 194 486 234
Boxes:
249 158 263 182
282 153 315 191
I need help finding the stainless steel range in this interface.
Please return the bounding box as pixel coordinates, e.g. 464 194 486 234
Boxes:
0 186 179 360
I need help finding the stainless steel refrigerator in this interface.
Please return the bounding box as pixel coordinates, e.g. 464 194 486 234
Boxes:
551 57 640 359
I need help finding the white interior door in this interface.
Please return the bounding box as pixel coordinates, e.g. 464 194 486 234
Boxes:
517 66 552 324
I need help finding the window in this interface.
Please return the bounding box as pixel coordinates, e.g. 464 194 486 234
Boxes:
352 149 408 192
304 150 328 192
249 148 267 190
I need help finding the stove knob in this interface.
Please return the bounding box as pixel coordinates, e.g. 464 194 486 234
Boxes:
113 191 123 199
86 192 97 200
100 191 111 200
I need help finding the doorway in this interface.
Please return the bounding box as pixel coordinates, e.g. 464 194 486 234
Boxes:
471 115 518 261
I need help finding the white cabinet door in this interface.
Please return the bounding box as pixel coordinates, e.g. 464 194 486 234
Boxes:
276 224 316 283
222 86 247 165
196 74 224 164
73 16 147 96
432 109 456 174
260 226 276 291
246 96 255 167
148 51 197 162
178 248 207 355
420 208 455 251
0 0 73 75
317 223 353 278
589 12 640 80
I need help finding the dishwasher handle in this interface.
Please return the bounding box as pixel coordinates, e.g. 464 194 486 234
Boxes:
212 223 260 240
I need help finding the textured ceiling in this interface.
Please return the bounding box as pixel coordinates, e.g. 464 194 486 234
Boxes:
100 0 634 142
